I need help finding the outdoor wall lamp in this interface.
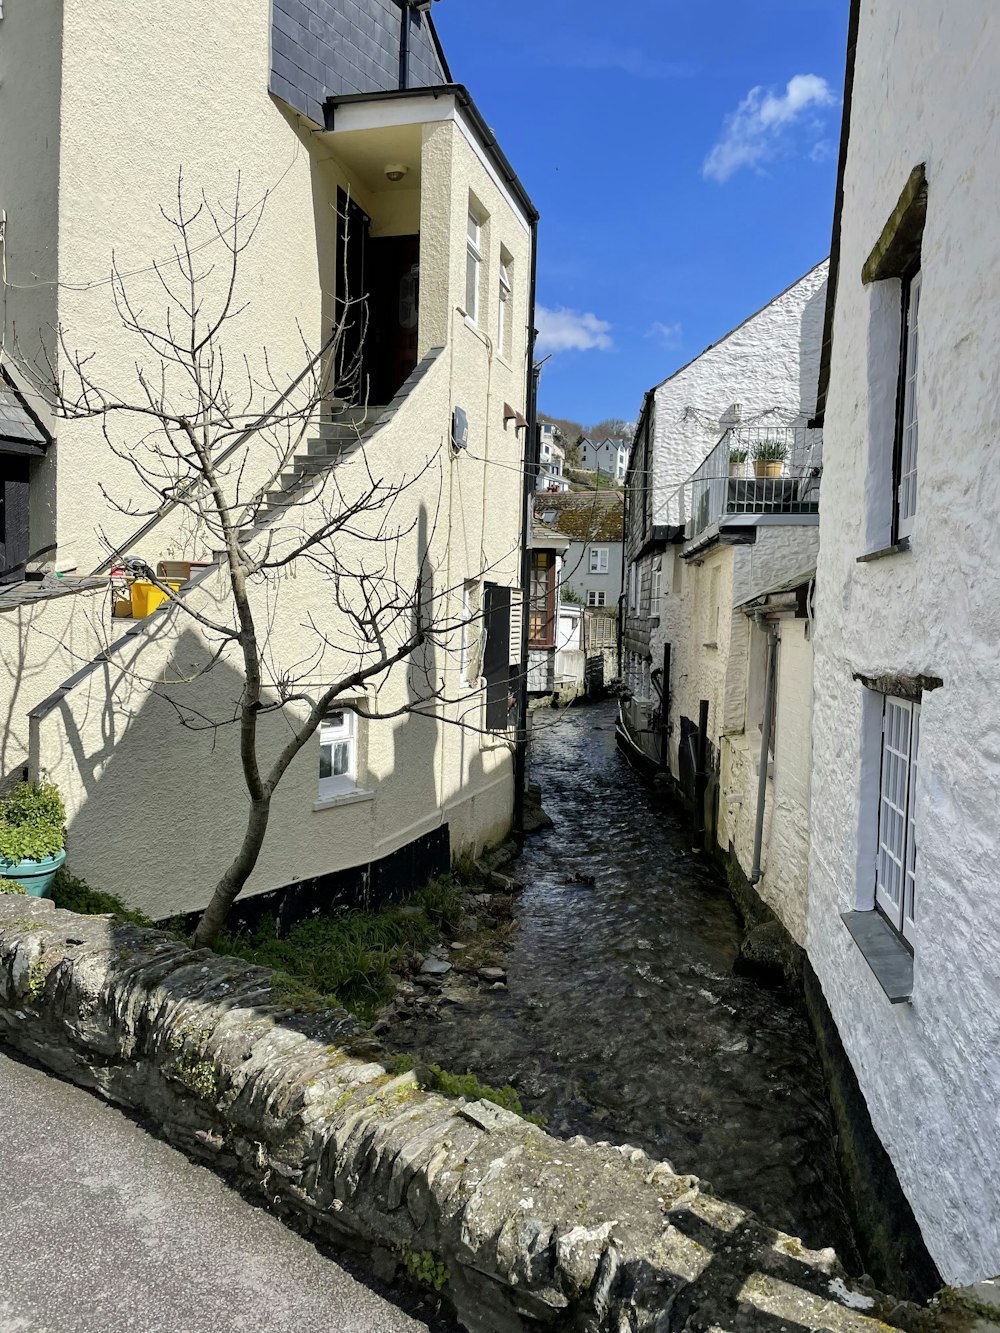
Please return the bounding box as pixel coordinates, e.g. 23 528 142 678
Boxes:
385 164 409 182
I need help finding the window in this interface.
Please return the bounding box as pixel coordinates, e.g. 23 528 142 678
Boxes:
896 269 921 539
466 209 482 325
651 561 662 618
628 562 637 613
861 165 926 548
587 590 607 607
498 251 513 359
589 547 609 574
875 695 920 943
319 710 357 799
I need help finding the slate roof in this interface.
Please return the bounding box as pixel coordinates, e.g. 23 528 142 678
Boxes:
534 491 624 543
0 370 49 451
271 0 450 129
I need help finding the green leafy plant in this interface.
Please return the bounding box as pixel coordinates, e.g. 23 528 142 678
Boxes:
0 782 66 864
0 879 28 895
751 438 789 463
402 1246 450 1292
728 446 748 464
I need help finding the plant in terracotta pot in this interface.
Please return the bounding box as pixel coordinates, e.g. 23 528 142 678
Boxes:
0 782 67 898
752 438 788 479
728 446 749 478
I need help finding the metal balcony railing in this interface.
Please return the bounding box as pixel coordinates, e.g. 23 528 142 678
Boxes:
681 425 822 542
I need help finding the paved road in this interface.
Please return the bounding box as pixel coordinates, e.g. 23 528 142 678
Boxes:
0 1048 448 1333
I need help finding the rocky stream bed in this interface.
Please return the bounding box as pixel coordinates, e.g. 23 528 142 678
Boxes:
383 699 861 1268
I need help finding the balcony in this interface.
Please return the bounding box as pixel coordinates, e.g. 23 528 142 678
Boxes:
683 425 822 544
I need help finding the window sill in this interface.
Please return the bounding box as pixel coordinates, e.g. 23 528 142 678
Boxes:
841 910 913 1002
496 354 512 372
856 537 911 564
313 788 374 813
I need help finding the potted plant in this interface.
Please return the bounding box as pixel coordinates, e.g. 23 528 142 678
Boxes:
0 782 67 898
728 446 748 478
752 438 788 479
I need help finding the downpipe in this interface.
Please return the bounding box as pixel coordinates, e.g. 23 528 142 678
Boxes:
750 620 779 885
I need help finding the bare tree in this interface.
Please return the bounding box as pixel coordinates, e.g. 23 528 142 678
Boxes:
24 177 514 947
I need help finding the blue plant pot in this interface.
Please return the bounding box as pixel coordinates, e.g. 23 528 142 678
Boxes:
0 848 66 898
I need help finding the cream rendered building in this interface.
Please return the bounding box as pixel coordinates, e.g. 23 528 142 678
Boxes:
0 1 537 923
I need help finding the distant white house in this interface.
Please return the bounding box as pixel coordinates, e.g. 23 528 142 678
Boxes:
537 422 569 492
579 435 627 481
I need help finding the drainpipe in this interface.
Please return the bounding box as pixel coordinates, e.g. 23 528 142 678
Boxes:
397 1 412 89
751 619 779 884
513 217 540 834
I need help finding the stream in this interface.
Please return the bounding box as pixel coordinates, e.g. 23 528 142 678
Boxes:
393 699 858 1263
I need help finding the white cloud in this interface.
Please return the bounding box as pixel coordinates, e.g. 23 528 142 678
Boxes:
535 305 613 355
703 74 838 184
646 320 683 348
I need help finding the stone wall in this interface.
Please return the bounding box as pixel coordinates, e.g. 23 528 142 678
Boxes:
0 896 930 1333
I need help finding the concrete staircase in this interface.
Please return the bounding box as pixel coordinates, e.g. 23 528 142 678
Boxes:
238 403 387 542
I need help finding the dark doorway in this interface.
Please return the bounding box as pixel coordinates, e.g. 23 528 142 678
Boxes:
366 235 420 406
0 456 30 585
334 189 419 407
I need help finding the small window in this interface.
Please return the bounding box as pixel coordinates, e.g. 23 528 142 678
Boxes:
590 547 609 574
498 251 513 358
628 562 637 613
875 695 920 943
587 590 607 607
466 210 482 325
896 269 921 539
651 561 662 618
319 710 357 798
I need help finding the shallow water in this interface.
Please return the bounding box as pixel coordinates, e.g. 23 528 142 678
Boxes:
394 700 857 1261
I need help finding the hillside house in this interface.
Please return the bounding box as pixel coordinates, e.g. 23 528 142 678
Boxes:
579 436 628 482
537 422 568 492
0 0 536 925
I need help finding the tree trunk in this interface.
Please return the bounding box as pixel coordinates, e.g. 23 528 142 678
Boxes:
192 796 272 948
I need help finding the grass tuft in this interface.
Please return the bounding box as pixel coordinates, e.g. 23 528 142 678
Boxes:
216 907 439 1024
50 868 155 927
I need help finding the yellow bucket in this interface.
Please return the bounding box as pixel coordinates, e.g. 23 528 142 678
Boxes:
130 580 182 619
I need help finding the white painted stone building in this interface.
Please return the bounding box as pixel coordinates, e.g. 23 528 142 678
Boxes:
807 0 1000 1285
619 264 827 943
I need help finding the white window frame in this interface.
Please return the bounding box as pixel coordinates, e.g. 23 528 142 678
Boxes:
498 254 512 355
589 546 609 575
875 694 920 944
651 561 662 618
897 269 921 539
628 562 637 613
587 590 607 607
466 210 482 326
318 709 358 799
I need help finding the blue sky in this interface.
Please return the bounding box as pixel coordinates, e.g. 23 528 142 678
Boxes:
433 0 849 426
